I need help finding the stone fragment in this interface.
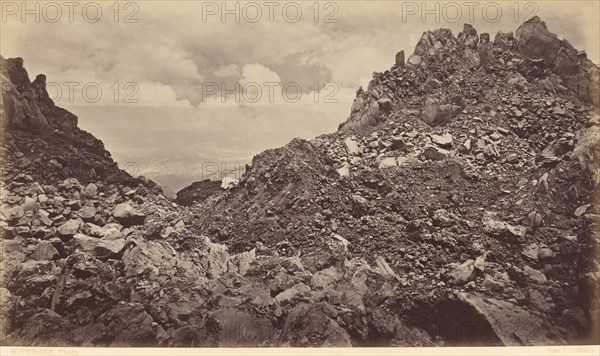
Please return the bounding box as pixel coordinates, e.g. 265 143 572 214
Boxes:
82 183 98 198
423 146 448 161
431 133 453 147
395 50 405 67
112 203 145 227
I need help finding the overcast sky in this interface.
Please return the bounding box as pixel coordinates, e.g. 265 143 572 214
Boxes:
1 0 599 191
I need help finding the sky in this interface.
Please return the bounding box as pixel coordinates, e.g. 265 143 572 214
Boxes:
1 0 599 192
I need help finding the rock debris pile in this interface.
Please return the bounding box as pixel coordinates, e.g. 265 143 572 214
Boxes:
1 17 599 346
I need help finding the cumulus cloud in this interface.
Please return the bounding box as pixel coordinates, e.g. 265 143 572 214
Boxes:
213 64 240 77
2 1 598 108
239 63 281 84
1 0 597 186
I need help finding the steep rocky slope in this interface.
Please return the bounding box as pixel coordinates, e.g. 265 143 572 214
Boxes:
0 56 147 186
174 179 221 207
1 17 599 347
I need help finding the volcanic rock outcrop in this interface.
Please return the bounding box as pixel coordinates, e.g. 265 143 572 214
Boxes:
1 17 599 347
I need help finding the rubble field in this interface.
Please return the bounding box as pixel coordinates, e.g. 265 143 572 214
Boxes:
1 17 599 346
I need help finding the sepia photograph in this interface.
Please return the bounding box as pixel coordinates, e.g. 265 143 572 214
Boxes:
0 0 599 354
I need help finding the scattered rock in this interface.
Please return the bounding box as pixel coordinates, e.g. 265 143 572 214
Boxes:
57 219 83 239
423 145 448 161
112 203 145 227
221 176 239 190
447 259 475 284
431 133 453 148
98 304 157 345
78 206 97 222
407 54 421 66
456 292 561 345
482 213 526 242
523 266 547 284
574 204 590 217
344 137 360 155
31 241 59 261
1 17 597 348
280 302 352 347
82 183 98 198
73 233 127 258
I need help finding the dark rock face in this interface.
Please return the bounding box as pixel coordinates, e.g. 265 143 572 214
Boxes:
1 17 599 347
337 18 599 134
515 16 566 64
187 18 600 347
494 31 516 50
458 23 479 49
280 302 352 346
1 57 49 129
4 64 70 131
31 73 78 129
395 50 405 67
515 16 600 107
0 55 148 186
175 179 221 206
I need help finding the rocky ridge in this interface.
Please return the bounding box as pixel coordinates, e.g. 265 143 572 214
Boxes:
0 56 147 186
1 17 599 347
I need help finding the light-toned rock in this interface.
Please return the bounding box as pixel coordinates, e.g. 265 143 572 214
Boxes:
221 177 239 190
82 183 98 198
407 54 422 65
431 133 453 147
343 137 360 155
448 259 475 284
113 203 145 226
58 219 83 237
